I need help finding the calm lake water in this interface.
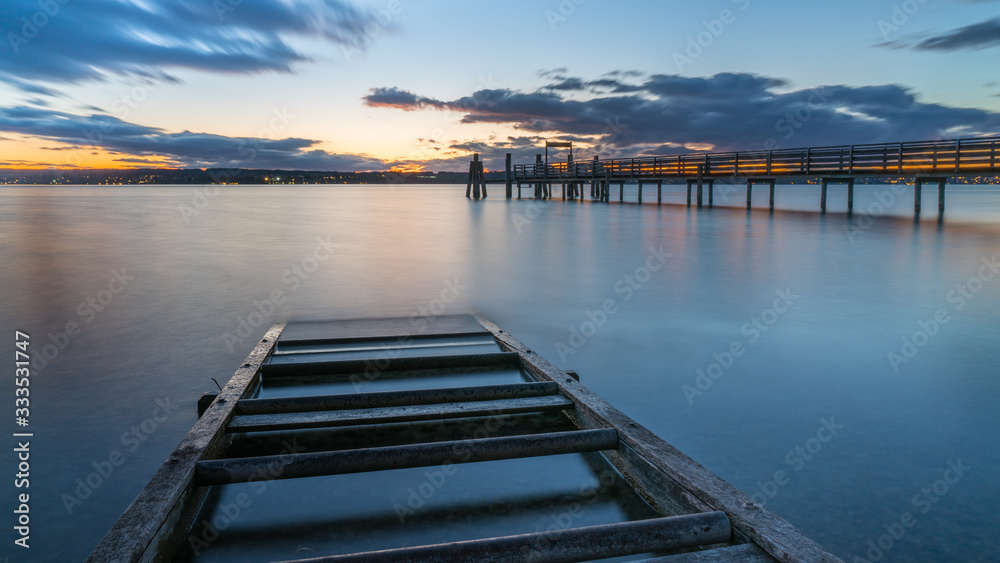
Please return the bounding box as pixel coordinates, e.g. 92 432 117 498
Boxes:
1 183 999 562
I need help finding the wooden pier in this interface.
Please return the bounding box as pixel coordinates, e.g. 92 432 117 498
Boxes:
89 315 843 562
477 135 1000 217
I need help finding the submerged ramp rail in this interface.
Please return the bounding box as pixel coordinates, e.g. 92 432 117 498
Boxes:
88 314 843 562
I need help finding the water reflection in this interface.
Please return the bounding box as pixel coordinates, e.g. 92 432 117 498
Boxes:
1 185 998 561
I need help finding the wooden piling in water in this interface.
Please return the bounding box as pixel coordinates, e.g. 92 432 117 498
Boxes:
505 153 512 198
914 177 948 217
696 165 704 208
466 153 487 198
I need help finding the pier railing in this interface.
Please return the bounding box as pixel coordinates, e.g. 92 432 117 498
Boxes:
513 136 1000 181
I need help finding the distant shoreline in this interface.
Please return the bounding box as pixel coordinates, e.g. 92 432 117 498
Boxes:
2 170 998 187
0 168 493 186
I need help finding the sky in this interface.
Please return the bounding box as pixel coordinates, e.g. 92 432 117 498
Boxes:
1 0 999 172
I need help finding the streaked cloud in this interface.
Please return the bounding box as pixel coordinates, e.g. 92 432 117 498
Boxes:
1 0 370 89
0 106 384 170
365 72 1000 154
914 17 1000 51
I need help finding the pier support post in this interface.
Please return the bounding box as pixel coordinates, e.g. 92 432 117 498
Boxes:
466 157 473 198
638 182 643 203
696 165 704 208
821 179 828 212
847 179 854 213
686 180 692 207
466 153 486 198
938 180 946 216
505 153 512 198
708 181 713 207
768 180 775 210
619 182 624 202
657 181 662 205
746 180 752 209
914 180 922 214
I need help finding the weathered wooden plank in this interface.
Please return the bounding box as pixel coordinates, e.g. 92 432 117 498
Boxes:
227 395 576 432
261 351 520 376
277 512 731 563
196 428 619 485
260 362 525 388
236 381 558 415
476 316 844 563
226 411 576 457
86 323 285 563
278 315 488 343
636 542 776 562
272 334 497 355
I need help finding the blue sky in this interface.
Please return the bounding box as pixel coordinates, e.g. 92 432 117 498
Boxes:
1 0 998 171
